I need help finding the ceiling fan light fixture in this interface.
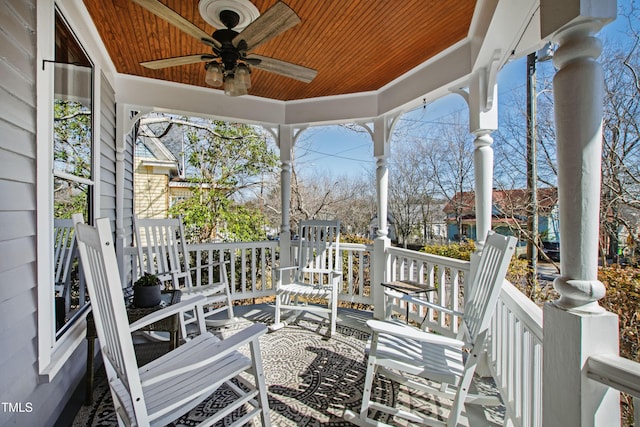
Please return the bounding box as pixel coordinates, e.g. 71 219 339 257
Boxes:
233 85 248 97
205 62 224 87
235 63 251 89
224 75 246 96
137 1 316 97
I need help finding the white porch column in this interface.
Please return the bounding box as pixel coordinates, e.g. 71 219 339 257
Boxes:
277 125 293 269
468 70 498 251
371 116 392 320
464 70 498 377
540 1 620 425
472 130 494 248
459 70 498 284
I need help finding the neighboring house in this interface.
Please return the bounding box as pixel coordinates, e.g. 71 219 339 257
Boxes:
134 125 180 219
443 188 560 242
378 200 448 245
417 199 448 243
134 125 210 219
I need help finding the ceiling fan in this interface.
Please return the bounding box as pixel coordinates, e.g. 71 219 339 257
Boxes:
132 0 317 96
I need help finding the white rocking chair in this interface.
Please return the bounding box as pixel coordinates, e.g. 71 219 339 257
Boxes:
73 215 271 427
349 231 516 426
274 220 342 336
53 218 77 328
134 216 234 326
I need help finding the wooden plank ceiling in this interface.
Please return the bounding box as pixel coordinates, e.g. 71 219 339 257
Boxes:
83 0 476 101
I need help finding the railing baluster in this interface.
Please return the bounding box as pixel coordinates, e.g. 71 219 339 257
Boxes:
241 248 247 295
487 281 544 427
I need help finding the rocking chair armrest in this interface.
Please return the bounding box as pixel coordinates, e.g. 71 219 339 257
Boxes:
128 295 207 332
140 323 268 386
400 294 464 318
144 269 180 279
275 266 299 282
367 319 466 348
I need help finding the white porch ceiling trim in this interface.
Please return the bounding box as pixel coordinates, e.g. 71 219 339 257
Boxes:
115 38 476 127
93 0 543 128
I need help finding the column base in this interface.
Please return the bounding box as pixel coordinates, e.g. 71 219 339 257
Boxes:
552 276 606 314
543 303 620 427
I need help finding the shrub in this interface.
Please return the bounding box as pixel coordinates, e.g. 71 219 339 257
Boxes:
599 265 640 363
341 234 373 245
507 258 559 302
599 265 640 427
421 240 476 261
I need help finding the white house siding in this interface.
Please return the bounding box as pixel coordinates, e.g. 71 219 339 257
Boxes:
0 2 119 425
99 72 116 228
134 161 170 218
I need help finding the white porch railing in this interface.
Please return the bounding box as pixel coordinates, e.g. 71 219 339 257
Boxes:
337 242 374 306
123 241 279 301
385 247 469 336
489 280 544 427
587 354 640 427
122 240 637 427
186 241 279 301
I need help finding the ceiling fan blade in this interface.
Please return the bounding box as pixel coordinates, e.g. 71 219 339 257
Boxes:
248 54 317 83
131 0 221 49
233 1 300 51
140 54 215 69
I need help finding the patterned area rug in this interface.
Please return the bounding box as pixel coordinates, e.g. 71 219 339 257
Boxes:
73 318 396 426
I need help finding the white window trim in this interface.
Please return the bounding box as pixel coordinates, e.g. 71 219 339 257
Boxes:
36 0 99 381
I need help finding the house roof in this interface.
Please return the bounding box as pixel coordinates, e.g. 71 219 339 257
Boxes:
443 188 559 217
136 126 181 175
137 125 179 163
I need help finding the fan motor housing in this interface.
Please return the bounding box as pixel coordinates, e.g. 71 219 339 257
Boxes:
211 27 241 71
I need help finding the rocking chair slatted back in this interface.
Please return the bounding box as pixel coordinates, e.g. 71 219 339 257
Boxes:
464 231 517 342
295 220 341 283
72 215 144 407
134 216 192 289
54 219 77 288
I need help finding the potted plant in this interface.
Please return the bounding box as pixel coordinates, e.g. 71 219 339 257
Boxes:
133 273 162 308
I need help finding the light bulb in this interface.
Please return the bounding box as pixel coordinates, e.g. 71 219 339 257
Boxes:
224 75 248 96
224 75 236 96
235 64 251 89
205 63 223 87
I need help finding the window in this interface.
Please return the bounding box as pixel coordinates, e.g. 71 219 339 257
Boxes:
37 3 96 379
52 10 94 338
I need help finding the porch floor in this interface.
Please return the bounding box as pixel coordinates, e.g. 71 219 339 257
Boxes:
73 304 505 426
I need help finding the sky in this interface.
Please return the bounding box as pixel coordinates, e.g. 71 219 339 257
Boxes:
292 1 635 180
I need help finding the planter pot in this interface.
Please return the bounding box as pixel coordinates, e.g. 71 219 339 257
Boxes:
133 284 161 308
